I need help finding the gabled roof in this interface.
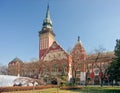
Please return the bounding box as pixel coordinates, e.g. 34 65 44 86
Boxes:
8 57 23 65
41 41 69 62
87 52 115 60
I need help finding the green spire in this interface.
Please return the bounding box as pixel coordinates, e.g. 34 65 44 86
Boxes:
42 4 52 29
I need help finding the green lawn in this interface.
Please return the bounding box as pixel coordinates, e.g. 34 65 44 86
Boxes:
2 86 120 93
3 88 80 93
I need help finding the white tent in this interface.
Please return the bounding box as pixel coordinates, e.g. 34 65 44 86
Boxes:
0 75 17 86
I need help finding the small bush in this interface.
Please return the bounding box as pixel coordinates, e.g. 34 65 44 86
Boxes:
66 82 77 86
60 82 66 87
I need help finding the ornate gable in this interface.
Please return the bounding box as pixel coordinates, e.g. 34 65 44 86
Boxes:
72 37 86 61
41 41 68 62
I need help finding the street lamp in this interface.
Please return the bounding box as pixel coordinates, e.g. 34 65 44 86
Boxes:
99 69 103 87
17 62 20 77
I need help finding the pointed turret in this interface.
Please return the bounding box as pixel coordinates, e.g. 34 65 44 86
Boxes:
72 36 86 61
42 4 52 29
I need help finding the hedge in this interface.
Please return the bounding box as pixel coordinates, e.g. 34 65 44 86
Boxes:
60 86 82 90
0 85 57 93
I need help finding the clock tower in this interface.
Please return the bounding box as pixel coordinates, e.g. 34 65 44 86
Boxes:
39 4 55 60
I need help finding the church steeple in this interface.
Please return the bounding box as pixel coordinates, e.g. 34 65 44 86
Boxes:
39 4 55 60
42 4 52 29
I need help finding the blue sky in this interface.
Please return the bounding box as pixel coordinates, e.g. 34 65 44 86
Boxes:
0 0 120 65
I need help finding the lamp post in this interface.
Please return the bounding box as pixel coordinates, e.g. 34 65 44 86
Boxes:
45 74 48 84
85 59 89 86
90 63 95 85
99 69 103 87
17 62 20 77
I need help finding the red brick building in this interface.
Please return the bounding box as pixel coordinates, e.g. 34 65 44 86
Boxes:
8 5 114 84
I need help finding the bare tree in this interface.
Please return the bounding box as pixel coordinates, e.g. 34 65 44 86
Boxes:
86 46 106 86
38 59 68 84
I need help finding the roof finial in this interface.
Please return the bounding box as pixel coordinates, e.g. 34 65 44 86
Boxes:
46 4 50 18
78 36 80 42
